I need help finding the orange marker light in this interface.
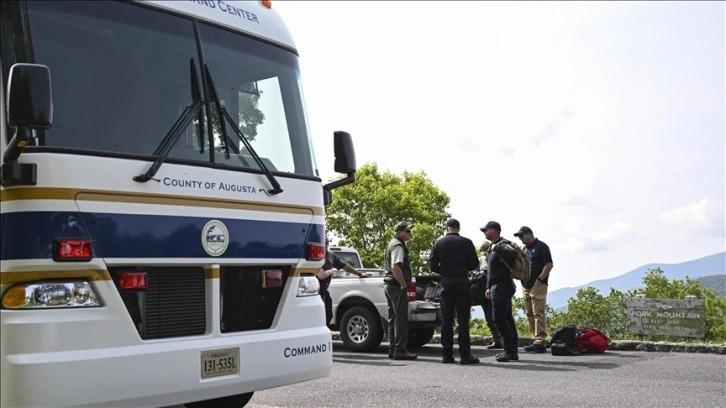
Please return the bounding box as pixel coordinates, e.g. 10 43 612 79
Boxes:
2 286 28 308
262 0 272 9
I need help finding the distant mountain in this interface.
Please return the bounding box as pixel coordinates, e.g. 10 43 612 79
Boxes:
547 252 725 310
698 274 726 297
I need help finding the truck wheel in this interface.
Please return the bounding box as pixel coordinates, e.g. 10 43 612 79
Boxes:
340 306 383 352
185 392 254 408
407 327 435 348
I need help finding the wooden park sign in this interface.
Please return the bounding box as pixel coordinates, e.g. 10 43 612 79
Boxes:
626 297 705 338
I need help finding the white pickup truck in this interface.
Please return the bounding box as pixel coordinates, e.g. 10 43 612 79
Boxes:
326 246 442 352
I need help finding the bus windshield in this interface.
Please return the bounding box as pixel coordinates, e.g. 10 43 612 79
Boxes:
1 0 318 177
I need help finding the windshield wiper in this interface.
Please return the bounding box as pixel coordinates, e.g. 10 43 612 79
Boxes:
134 59 203 182
204 64 283 195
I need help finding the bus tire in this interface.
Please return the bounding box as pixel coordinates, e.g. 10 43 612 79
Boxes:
185 392 254 408
340 306 383 352
407 327 435 348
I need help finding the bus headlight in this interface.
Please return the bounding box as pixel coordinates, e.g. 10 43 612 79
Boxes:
2 280 100 309
297 275 319 297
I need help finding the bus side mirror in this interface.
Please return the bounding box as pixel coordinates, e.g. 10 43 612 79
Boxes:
333 131 356 174
7 63 53 129
323 131 357 206
2 63 52 187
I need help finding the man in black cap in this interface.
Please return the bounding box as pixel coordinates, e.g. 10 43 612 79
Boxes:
514 226 553 353
481 221 520 362
429 218 481 364
317 237 371 326
473 240 502 349
383 221 417 360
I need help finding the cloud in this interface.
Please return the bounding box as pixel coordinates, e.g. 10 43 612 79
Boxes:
563 193 618 214
499 145 516 157
563 219 636 253
457 138 480 152
660 198 725 237
531 110 574 147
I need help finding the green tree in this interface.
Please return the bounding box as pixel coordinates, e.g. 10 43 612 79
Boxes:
325 163 450 274
554 287 628 338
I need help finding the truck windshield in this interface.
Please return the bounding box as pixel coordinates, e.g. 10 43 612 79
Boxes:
0 0 319 177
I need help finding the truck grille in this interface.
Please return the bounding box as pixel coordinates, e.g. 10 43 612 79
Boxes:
110 267 206 340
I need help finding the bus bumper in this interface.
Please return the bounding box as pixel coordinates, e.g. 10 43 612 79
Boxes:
0 325 333 407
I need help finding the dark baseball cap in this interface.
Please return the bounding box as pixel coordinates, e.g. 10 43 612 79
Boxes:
480 221 501 232
394 222 413 232
514 226 533 237
445 218 460 229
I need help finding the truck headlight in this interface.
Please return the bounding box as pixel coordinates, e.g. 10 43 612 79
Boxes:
2 280 100 309
297 275 319 297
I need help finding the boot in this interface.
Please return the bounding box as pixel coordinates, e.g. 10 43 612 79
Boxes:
392 350 417 360
486 340 503 349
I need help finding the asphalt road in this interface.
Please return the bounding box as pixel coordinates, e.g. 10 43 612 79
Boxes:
245 341 726 408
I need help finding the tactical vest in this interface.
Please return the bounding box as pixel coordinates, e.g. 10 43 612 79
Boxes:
384 237 412 285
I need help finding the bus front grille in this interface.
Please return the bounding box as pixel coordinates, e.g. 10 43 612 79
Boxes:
110 267 206 340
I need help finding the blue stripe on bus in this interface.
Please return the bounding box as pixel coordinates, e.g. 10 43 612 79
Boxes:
0 211 324 260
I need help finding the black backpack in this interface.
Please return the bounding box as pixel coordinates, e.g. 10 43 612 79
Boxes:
549 325 578 348
470 273 487 306
551 341 581 356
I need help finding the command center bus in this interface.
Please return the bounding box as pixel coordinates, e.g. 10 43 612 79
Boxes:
0 1 357 407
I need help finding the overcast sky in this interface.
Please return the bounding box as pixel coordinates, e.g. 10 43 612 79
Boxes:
274 1 725 291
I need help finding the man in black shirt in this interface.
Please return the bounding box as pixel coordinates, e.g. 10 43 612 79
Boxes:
429 218 481 364
482 221 520 362
474 241 502 349
317 238 370 325
514 226 553 353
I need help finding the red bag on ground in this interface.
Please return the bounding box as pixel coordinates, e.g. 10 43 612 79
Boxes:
575 328 611 353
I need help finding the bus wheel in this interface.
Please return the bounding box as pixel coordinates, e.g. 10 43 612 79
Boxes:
185 392 254 408
340 306 383 352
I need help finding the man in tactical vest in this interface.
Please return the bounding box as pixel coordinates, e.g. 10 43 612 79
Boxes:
383 222 417 360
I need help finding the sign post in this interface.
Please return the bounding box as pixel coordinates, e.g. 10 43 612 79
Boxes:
626 297 705 338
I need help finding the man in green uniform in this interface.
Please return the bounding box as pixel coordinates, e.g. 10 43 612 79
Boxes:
383 222 417 360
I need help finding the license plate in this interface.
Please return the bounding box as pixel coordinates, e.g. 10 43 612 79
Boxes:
200 347 239 379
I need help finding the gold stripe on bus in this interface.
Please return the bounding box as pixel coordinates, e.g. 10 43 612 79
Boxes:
1 267 313 283
0 269 112 285
0 187 324 216
294 268 319 276
204 268 312 279
205 267 220 279
1 187 77 201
